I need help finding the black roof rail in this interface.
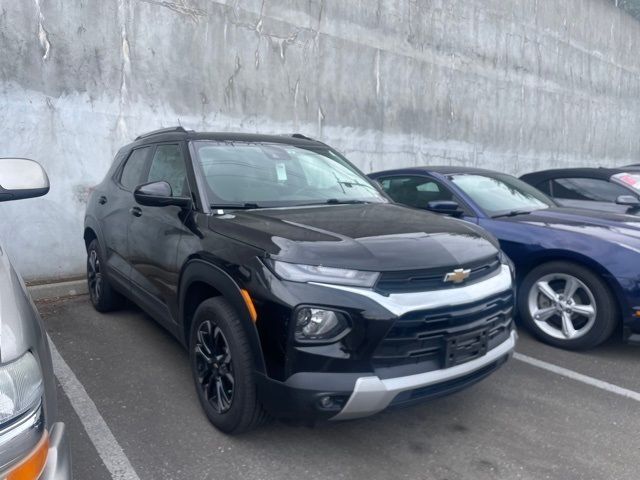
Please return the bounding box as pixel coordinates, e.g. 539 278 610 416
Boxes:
281 133 318 141
135 126 188 140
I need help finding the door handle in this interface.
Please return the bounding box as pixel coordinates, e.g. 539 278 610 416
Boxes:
98 195 107 205
129 206 142 217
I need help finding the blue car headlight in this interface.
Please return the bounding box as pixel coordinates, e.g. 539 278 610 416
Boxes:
498 251 516 280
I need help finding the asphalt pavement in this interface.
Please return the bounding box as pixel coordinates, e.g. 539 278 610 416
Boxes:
40 295 640 480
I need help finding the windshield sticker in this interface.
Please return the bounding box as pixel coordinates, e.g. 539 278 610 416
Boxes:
276 163 288 181
616 173 640 188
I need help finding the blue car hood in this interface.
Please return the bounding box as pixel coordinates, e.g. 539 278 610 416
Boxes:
498 207 640 241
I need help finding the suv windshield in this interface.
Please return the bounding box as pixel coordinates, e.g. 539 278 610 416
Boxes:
450 173 554 217
192 141 387 208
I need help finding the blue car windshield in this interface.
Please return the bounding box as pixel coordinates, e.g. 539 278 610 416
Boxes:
450 173 554 217
192 141 387 208
613 172 640 192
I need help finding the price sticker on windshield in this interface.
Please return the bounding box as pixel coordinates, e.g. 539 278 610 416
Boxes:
614 173 640 188
276 163 288 181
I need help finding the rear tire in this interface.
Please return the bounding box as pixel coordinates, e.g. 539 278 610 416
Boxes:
189 297 268 434
518 261 617 350
86 239 124 312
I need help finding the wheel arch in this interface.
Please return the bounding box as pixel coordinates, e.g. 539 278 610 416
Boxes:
83 216 105 252
83 227 97 248
178 258 266 374
516 249 611 279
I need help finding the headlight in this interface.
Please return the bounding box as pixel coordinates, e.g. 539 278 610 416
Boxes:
272 260 379 287
0 352 43 425
498 251 515 280
294 307 350 342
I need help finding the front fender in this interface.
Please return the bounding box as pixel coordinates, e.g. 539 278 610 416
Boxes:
178 259 266 374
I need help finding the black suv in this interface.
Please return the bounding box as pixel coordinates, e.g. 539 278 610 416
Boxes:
84 128 516 433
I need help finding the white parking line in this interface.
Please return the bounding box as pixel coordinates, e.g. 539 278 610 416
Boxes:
514 352 640 402
48 336 142 480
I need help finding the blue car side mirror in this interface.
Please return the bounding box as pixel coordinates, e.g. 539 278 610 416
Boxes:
426 200 463 218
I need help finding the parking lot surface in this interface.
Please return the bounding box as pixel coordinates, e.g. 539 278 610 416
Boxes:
41 295 640 480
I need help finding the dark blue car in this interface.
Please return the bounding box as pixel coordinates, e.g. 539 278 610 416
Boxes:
369 166 640 350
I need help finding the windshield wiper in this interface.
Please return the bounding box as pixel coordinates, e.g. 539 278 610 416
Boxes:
492 209 534 219
325 199 370 205
210 203 261 210
337 181 373 189
288 199 372 207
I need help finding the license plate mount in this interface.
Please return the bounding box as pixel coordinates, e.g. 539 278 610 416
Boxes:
445 329 489 368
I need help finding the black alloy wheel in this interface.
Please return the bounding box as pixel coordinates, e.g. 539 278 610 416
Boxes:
87 248 102 303
86 239 124 312
189 297 268 433
194 320 235 414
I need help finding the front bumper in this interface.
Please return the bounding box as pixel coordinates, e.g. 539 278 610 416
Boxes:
252 263 516 420
0 405 70 480
256 330 516 421
40 422 71 480
333 330 516 420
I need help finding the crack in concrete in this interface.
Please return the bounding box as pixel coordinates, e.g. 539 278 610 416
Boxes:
139 0 205 22
222 0 303 69
33 0 50 61
253 0 265 68
224 54 242 108
375 49 381 98
117 0 132 138
293 77 300 127
317 106 324 137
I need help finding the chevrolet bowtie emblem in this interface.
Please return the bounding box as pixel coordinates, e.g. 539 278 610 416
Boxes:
444 268 471 284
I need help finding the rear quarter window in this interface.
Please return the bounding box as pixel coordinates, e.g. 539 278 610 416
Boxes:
534 180 551 195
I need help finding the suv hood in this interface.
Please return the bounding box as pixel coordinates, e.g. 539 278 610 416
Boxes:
209 203 498 271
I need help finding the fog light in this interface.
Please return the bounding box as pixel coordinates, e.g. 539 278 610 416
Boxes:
319 396 334 408
295 308 349 341
316 395 348 411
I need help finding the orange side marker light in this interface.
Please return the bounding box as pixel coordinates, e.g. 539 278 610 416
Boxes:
6 432 49 480
240 289 258 323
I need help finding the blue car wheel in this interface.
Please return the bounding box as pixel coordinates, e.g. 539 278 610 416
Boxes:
518 261 617 349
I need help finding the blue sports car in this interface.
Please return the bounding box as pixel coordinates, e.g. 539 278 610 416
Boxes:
369 166 640 350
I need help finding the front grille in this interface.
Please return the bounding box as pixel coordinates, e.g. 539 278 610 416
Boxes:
374 255 501 295
372 290 513 378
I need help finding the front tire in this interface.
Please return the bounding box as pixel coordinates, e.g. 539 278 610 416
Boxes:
189 297 268 434
518 261 617 350
86 239 124 312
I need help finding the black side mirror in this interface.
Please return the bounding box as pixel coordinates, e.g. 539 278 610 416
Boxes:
134 181 191 208
0 158 49 202
616 195 640 208
426 200 463 217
